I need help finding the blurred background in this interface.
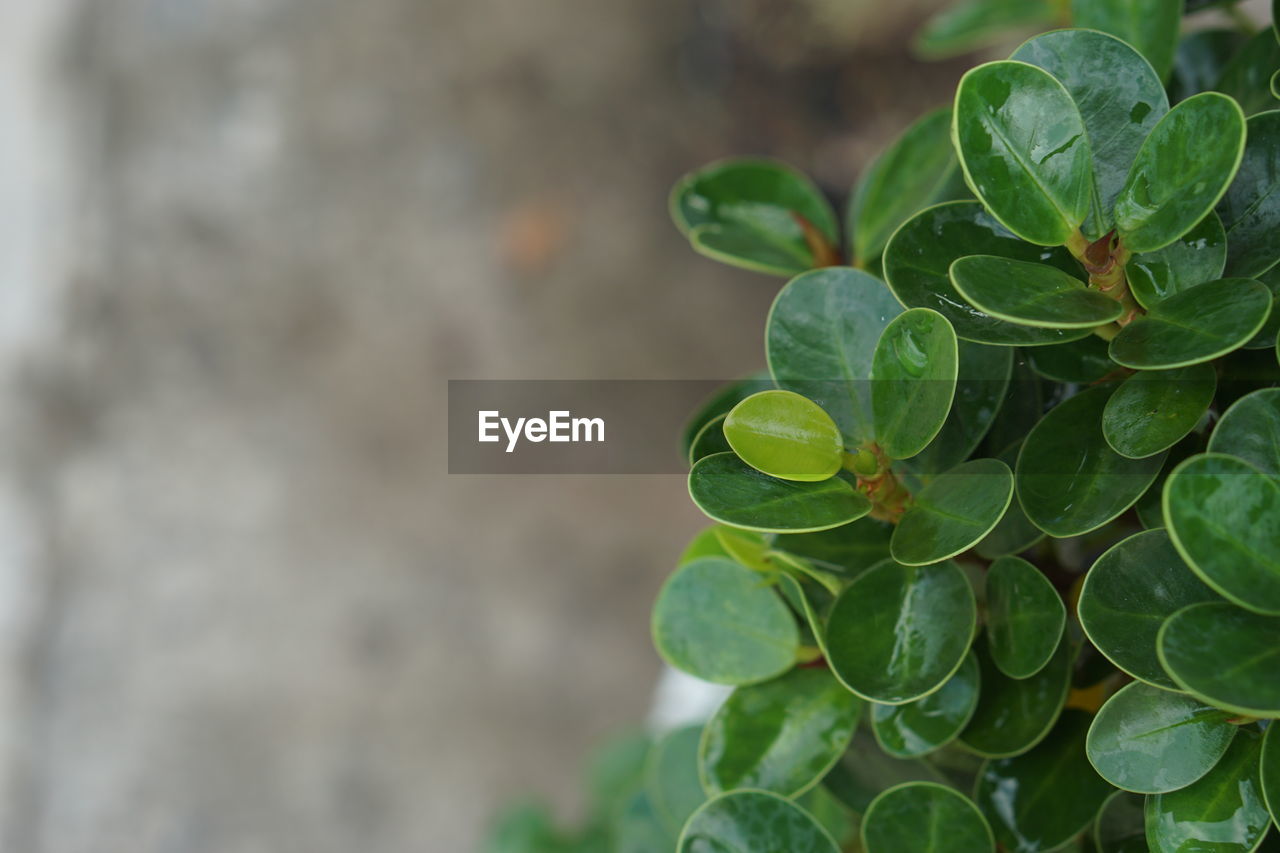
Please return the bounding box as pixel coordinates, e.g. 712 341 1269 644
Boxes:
0 0 1056 849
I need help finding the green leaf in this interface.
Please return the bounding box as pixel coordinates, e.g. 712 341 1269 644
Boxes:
1170 29 1248 105
1215 29 1280 117
700 668 860 798
1110 278 1272 369
982 358 1044 454
914 0 1055 58
1145 726 1271 853
975 441 1045 558
767 267 903 446
1164 453 1280 615
823 729 950 815
1246 266 1280 349
871 308 959 460
891 458 1014 566
1071 0 1181 81
795 786 856 848
1102 363 1217 459
959 634 1073 758
975 710 1116 853
713 527 772 572
723 390 844 482
645 726 707 836
883 201 1092 346
1016 385 1166 537
689 453 871 534
1125 211 1227 310
776 573 835 655
861 782 995 853
907 341 1013 474
1011 28 1169 238
1078 529 1221 690
1114 92 1247 253
1159 602 1280 717
688 413 732 466
681 373 774 462
871 651 981 758
851 107 957 263
1025 335 1117 383
1086 681 1236 794
1220 110 1280 278
826 560 976 704
953 61 1093 246
772 517 894 576
1208 387 1280 478
1263 723 1280 830
615 792 676 853
1094 790 1148 853
677 790 839 853
651 557 799 685
985 555 1066 679
670 159 838 277
950 255 1122 328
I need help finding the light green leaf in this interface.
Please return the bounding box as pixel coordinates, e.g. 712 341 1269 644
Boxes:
871 308 959 460
681 373 774 462
723 390 844 482
689 453 871 534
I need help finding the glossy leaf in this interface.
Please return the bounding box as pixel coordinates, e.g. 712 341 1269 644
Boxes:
1102 363 1217 459
959 634 1073 758
688 413 732 466
1246 265 1280 349
975 441 1044 558
1071 0 1180 81
1011 28 1169 237
1125 211 1227 310
915 0 1055 58
851 107 957 263
1109 278 1272 369
871 651 981 758
1025 335 1117 383
1086 681 1236 794
975 710 1116 853
651 557 799 685
908 340 1013 474
723 390 844 482
951 255 1122 328
646 726 707 835
1016 385 1166 537
670 159 838 276
953 61 1093 246
1159 602 1280 717
1262 723 1280 830
883 201 1092 346
861 782 994 853
679 526 734 567
1094 790 1148 853
1078 529 1221 690
772 517 894 576
700 667 860 797
1219 109 1280 278
823 729 950 816
1114 92 1247 253
1216 29 1280 116
689 453 871 534
825 559 976 704
871 308 959 460
1208 387 1280 478
1164 453 1280 614
677 790 839 853
891 458 1014 565
767 267 903 446
985 555 1066 679
1145 727 1271 853
713 527 772 572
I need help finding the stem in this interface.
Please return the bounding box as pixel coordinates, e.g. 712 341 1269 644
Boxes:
845 443 912 523
1066 229 1142 326
792 212 842 268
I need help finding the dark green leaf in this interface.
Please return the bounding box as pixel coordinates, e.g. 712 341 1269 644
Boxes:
1109 278 1272 369
1071 0 1181 81
772 517 894 576
651 557 799 685
670 159 838 277
975 441 1045 558
954 61 1093 246
1114 92 1247 253
951 255 1122 328
645 726 707 836
826 559 976 704
1262 723 1280 830
1170 29 1248 105
1078 529 1221 689
767 267 903 446
616 792 676 853
1215 29 1280 116
1145 726 1271 852
861 782 995 853
1164 453 1280 614
883 201 1092 345
871 308 959 460
915 0 1055 58
1219 109 1280 278
1208 387 1280 477
1086 681 1236 793
959 634 1073 758
975 710 1116 853
1245 266 1280 349
1094 791 1148 853
700 668 860 797
677 790 839 853
823 729 950 815
1159 601 1280 717
986 555 1066 679
689 453 871 533
871 652 981 758
688 414 732 466
891 458 1014 565
1025 335 1117 383
1016 385 1166 537
851 107 958 263
795 786 856 848
908 341 1013 474
1102 363 1216 459
723 390 844 481
1125 211 1227 310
